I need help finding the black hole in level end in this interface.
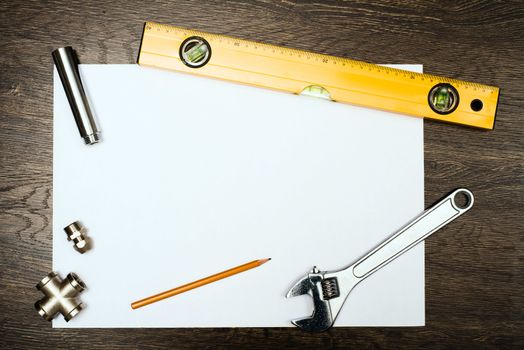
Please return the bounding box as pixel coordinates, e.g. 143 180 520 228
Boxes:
471 99 483 112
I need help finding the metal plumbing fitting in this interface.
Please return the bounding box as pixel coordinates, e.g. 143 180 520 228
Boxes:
52 46 101 145
64 221 91 253
35 272 86 322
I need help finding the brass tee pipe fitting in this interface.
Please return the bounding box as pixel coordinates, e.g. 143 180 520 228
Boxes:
34 272 86 322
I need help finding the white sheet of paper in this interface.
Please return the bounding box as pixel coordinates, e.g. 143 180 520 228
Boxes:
53 64 424 328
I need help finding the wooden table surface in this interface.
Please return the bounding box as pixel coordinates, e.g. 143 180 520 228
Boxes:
1 1 522 349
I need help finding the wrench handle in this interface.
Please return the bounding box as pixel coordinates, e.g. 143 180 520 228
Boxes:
352 188 474 279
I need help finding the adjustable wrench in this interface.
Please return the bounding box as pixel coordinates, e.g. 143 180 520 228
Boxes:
286 188 474 331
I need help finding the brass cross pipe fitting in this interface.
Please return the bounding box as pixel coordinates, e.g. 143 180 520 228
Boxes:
34 272 86 322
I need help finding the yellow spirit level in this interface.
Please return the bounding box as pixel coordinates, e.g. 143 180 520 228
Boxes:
138 22 499 129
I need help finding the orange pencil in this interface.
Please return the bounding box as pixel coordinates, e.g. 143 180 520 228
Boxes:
131 258 271 309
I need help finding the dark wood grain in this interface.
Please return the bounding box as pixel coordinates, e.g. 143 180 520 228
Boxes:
1 0 523 349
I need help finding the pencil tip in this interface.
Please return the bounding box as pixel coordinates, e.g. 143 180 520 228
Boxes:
260 258 271 264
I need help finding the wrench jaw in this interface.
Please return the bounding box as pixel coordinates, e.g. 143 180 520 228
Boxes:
286 267 340 332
